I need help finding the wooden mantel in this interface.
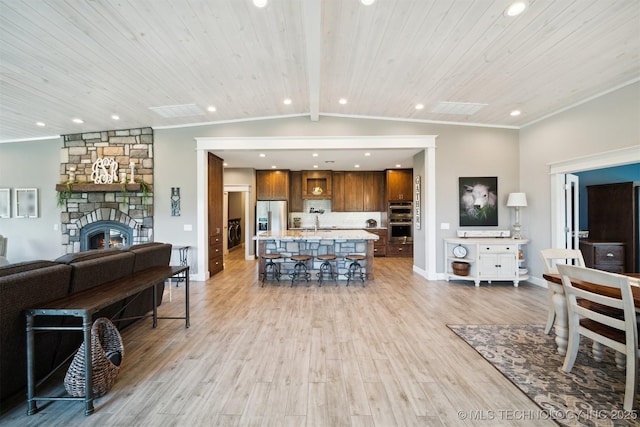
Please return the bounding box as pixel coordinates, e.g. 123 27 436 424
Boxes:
55 183 147 192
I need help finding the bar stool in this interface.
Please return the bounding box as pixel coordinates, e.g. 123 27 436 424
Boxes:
261 253 282 286
289 254 311 286
345 254 366 287
316 254 337 286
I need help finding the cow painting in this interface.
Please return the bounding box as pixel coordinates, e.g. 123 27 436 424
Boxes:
459 177 498 226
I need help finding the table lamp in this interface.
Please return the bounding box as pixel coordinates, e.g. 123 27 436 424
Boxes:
507 192 527 239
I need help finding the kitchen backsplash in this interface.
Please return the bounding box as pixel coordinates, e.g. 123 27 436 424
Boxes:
289 199 384 229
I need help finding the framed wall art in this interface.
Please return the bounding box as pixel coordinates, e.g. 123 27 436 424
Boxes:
459 177 498 226
14 188 38 218
0 188 9 218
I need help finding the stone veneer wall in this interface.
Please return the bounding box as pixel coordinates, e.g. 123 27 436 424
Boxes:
59 127 154 254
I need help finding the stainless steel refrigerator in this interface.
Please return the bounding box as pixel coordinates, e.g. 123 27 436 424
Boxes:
256 200 288 233
256 201 288 257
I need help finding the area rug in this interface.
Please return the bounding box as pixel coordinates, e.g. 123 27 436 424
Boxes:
448 324 639 427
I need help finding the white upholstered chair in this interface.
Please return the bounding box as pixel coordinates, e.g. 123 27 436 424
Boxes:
0 235 7 266
540 248 586 336
0 234 6 257
557 263 638 411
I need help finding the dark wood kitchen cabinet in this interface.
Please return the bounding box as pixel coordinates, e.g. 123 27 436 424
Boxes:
366 228 387 257
386 169 413 201
363 171 385 212
332 171 385 212
332 171 345 211
288 171 303 212
344 172 365 212
302 170 332 199
256 169 289 200
208 153 224 275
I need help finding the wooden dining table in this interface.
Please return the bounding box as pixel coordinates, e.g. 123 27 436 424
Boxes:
542 272 640 356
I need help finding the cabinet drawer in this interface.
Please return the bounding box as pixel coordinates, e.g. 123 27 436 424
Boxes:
387 243 412 257
478 245 517 253
594 245 624 265
594 263 624 273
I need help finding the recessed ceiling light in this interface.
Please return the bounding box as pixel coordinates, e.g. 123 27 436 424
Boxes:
415 103 424 110
111 114 120 120
313 165 319 169
504 1 528 17
283 98 292 105
354 164 360 168
360 0 375 5
364 152 371 156
223 162 228 167
72 118 84 124
338 98 348 105
253 0 267 8
36 121 45 127
271 165 277 169
312 153 318 157
259 153 266 158
207 106 217 112
510 110 522 117
395 164 402 168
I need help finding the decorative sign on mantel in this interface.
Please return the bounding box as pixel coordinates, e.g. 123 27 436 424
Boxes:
91 157 119 184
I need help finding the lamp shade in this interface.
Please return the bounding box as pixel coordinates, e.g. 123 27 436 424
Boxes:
507 192 528 207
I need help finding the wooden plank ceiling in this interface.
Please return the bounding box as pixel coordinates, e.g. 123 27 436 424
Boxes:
0 0 638 143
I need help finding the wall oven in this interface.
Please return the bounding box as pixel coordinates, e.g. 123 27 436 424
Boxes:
388 202 413 243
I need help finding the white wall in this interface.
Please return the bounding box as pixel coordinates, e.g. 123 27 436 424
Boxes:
0 138 65 262
519 82 640 282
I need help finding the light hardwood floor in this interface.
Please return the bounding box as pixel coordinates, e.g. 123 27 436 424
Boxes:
1 249 554 426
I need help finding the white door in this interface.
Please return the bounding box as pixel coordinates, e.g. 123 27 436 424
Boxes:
565 174 579 251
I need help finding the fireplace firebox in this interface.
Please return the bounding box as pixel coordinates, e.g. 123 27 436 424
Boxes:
81 221 133 251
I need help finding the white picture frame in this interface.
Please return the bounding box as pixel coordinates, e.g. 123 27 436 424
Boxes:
14 188 38 218
0 188 10 218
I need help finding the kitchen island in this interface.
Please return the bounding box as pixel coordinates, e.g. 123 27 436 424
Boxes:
254 229 379 281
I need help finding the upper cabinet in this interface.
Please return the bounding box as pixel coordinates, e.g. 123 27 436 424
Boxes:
256 169 289 200
363 171 385 211
386 169 413 201
332 171 385 212
302 171 332 199
289 171 303 212
332 171 345 211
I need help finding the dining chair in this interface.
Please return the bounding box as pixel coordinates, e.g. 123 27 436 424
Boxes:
557 263 638 411
540 248 586 334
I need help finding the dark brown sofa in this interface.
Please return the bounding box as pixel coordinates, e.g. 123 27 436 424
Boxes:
0 242 172 403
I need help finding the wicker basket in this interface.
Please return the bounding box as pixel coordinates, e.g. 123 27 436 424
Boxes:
64 317 124 398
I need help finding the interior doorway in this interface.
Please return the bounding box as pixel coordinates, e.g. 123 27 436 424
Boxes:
549 147 639 249
223 185 251 261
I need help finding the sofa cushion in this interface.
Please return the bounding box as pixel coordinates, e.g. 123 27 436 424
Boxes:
129 242 172 272
65 251 135 294
54 247 122 264
0 260 62 277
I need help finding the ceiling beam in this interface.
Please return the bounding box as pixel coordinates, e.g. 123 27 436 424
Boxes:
302 0 322 121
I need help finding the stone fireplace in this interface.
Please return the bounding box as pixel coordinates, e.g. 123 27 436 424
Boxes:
58 127 154 254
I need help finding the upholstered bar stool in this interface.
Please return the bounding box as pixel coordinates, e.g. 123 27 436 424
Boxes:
316 254 337 286
345 254 366 287
261 253 282 286
289 254 311 286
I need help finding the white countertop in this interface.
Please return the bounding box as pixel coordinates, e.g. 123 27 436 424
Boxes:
255 229 379 241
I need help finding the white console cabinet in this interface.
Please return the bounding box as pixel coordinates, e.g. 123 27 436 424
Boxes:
444 238 529 287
